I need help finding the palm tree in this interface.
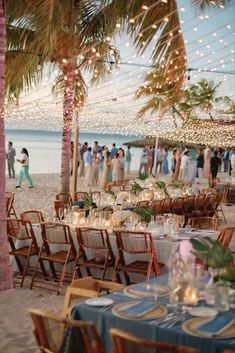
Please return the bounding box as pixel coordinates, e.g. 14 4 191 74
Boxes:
5 1 120 194
216 96 235 119
136 70 186 125
0 0 13 291
184 79 221 120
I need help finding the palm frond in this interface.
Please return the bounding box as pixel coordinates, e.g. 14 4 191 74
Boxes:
192 0 231 11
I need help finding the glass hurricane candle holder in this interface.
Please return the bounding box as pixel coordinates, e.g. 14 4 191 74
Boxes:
184 286 200 306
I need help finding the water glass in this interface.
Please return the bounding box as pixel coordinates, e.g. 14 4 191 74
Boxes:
214 282 230 312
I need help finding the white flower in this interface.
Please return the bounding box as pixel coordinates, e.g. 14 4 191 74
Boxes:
112 210 132 222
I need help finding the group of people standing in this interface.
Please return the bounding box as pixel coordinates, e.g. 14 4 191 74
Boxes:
72 141 134 189
171 146 235 184
6 141 34 188
138 146 169 176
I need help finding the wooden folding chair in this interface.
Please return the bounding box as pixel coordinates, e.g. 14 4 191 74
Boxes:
135 200 149 208
110 328 199 353
217 227 235 249
30 222 77 294
187 217 219 230
7 218 47 287
183 195 195 220
30 309 105 353
73 227 117 281
149 199 162 214
160 197 173 214
5 192 17 218
171 197 185 215
192 194 207 217
213 191 227 223
55 193 72 205
204 193 217 217
21 210 44 224
113 231 160 285
63 277 124 318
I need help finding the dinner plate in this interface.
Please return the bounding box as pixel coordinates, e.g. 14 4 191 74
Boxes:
124 284 169 299
85 298 113 307
190 307 218 318
112 301 167 320
182 317 235 339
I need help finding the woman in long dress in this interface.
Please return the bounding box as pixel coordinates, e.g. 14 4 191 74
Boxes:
203 147 212 179
100 151 111 190
162 148 169 174
173 148 181 181
111 153 123 184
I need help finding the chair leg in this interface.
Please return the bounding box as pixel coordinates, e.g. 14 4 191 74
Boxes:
20 254 31 287
39 259 48 277
30 251 43 289
14 255 24 273
56 262 67 295
101 256 109 281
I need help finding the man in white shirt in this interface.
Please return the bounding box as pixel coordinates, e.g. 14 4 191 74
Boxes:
179 151 190 182
139 148 148 174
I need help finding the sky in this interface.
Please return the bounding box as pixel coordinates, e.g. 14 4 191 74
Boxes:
5 0 235 135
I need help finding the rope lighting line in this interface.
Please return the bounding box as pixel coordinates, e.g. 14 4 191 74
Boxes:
7 17 233 108
12 62 234 113
7 7 233 100
8 0 232 75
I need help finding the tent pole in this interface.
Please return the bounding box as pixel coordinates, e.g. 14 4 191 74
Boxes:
153 136 159 175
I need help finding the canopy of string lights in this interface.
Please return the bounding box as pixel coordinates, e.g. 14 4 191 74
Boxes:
5 0 235 139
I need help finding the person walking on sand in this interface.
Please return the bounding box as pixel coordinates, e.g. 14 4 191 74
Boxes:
196 148 204 184
6 141 16 178
16 148 33 188
125 145 132 175
139 147 148 175
179 151 190 183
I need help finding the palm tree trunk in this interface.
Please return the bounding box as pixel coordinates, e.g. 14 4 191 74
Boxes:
0 0 13 290
71 109 79 201
60 70 74 194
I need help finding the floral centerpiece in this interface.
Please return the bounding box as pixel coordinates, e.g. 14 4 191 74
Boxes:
131 181 143 195
154 180 170 197
133 207 156 223
111 210 132 228
190 236 235 288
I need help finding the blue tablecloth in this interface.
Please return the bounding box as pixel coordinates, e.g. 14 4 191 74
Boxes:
72 275 235 353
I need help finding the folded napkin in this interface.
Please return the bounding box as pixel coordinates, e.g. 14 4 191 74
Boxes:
196 316 235 336
129 285 167 296
120 301 157 317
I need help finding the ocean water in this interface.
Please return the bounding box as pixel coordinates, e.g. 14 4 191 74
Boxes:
5 129 144 174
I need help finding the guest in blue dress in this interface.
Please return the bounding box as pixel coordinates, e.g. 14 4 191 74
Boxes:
162 148 169 174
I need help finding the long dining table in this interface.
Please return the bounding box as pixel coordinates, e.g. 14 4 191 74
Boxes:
11 224 219 280
71 274 235 353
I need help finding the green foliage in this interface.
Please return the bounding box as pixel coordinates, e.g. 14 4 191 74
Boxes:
214 267 235 287
190 236 233 269
133 207 156 223
138 172 148 180
154 180 170 197
131 181 143 195
83 193 93 210
170 181 183 190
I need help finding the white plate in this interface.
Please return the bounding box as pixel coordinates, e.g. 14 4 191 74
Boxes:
190 307 218 317
85 298 113 307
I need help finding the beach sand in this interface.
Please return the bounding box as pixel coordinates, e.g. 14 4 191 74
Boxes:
2 172 235 352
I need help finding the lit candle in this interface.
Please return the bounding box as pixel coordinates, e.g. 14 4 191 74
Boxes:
184 286 200 305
